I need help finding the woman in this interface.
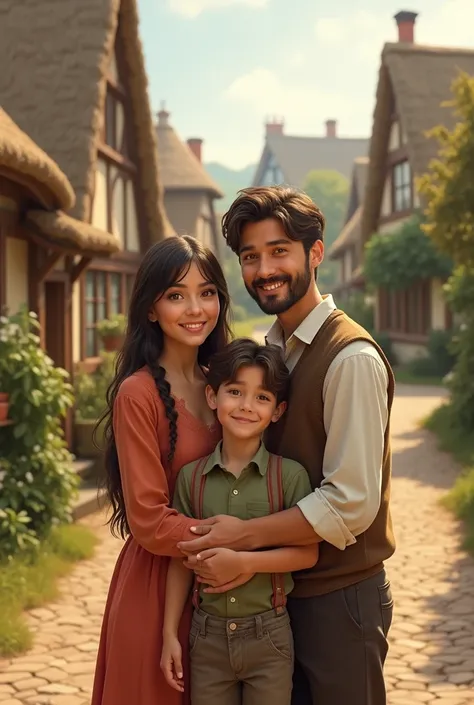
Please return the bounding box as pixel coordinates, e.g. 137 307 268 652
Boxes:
91 236 231 705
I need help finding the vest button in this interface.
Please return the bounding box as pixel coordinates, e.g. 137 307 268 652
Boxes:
232 489 239 495
230 596 236 603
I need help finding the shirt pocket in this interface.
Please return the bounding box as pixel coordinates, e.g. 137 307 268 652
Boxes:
246 501 271 518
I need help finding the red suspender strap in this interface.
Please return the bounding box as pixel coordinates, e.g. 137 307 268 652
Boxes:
267 454 287 613
189 455 210 609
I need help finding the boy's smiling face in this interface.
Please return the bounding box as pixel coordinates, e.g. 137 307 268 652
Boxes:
206 365 286 440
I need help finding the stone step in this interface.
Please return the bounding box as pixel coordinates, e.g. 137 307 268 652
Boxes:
72 458 96 480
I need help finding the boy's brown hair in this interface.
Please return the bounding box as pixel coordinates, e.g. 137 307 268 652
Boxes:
207 338 289 404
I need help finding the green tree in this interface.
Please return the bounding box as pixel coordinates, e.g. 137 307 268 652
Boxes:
418 71 474 431
302 170 349 291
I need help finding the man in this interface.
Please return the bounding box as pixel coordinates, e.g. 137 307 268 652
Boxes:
179 186 395 705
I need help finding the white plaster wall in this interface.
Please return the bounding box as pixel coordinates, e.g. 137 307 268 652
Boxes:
72 280 81 364
6 237 28 313
431 279 446 331
381 175 392 217
392 340 427 365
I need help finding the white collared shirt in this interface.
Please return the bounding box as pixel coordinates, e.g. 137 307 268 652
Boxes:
266 295 389 550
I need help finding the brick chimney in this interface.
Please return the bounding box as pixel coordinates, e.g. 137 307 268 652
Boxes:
265 117 284 136
394 10 418 43
157 101 170 127
187 138 203 162
325 119 337 138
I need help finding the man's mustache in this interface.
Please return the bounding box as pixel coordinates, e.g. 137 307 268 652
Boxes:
252 275 290 289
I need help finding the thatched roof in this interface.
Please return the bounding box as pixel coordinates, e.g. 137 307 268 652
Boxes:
156 110 223 198
329 157 368 259
0 0 173 242
361 41 474 243
253 132 368 188
26 210 121 256
0 108 75 211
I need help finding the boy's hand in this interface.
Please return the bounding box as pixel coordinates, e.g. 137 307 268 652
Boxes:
160 634 184 693
184 547 246 587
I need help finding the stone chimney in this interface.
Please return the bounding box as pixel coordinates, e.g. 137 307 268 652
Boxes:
265 117 284 136
187 138 203 163
325 119 337 138
394 10 418 43
157 100 169 127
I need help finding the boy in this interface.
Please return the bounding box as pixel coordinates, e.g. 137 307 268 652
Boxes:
161 338 318 705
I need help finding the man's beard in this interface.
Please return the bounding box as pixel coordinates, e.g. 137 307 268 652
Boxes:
245 261 312 315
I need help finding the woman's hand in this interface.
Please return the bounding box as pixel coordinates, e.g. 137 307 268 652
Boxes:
160 634 184 693
184 547 247 587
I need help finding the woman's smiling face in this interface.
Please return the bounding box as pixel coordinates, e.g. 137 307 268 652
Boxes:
149 262 220 348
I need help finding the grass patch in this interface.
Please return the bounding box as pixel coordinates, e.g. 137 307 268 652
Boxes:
231 315 274 339
424 403 474 554
0 523 97 656
395 368 445 386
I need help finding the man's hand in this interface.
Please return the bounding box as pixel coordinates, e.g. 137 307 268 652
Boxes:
178 515 250 554
160 634 184 693
184 547 245 587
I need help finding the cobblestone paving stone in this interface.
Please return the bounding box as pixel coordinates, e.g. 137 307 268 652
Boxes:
1 385 473 704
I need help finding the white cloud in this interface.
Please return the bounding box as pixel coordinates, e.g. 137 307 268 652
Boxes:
314 2 474 57
168 0 268 19
224 67 360 135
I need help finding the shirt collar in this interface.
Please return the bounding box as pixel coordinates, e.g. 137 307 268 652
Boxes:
266 294 337 347
204 441 270 476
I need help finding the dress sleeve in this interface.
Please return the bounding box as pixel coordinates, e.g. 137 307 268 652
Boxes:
114 392 197 556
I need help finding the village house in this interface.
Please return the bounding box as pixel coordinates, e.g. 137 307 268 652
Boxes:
252 118 368 187
328 156 368 299
361 10 474 363
0 0 172 367
155 106 224 257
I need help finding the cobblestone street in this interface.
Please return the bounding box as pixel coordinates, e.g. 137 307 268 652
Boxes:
0 385 473 704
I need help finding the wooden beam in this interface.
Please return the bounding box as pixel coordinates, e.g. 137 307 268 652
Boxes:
69 256 92 284
37 251 62 283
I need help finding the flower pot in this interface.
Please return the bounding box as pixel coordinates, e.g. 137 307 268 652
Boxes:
74 419 106 459
101 334 124 352
0 393 9 422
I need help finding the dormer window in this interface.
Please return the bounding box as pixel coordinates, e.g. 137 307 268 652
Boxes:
392 160 412 212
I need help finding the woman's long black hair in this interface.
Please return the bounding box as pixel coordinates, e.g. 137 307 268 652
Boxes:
97 236 231 538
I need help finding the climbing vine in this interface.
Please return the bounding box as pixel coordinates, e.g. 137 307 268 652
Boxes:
364 215 452 291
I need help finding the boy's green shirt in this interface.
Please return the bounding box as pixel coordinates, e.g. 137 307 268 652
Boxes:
173 441 312 618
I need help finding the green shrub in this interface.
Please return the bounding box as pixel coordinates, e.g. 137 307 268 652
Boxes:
342 292 374 330
0 309 77 560
74 352 116 421
408 329 456 378
369 330 397 367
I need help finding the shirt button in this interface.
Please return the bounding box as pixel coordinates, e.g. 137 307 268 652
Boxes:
232 489 239 495
230 596 236 603
229 622 237 631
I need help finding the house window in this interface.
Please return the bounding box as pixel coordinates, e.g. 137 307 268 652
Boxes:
392 160 412 212
379 280 431 337
83 270 135 357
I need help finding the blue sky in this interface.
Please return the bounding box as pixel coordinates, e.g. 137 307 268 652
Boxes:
138 0 474 168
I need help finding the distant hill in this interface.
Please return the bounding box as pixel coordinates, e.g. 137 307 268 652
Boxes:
205 162 256 212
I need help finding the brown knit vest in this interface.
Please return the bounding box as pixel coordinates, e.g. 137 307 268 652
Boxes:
265 310 396 596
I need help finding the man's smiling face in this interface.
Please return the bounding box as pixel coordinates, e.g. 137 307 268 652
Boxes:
239 218 314 315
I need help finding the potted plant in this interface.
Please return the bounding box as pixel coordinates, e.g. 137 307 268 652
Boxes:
74 352 116 463
96 314 127 352
0 392 9 422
